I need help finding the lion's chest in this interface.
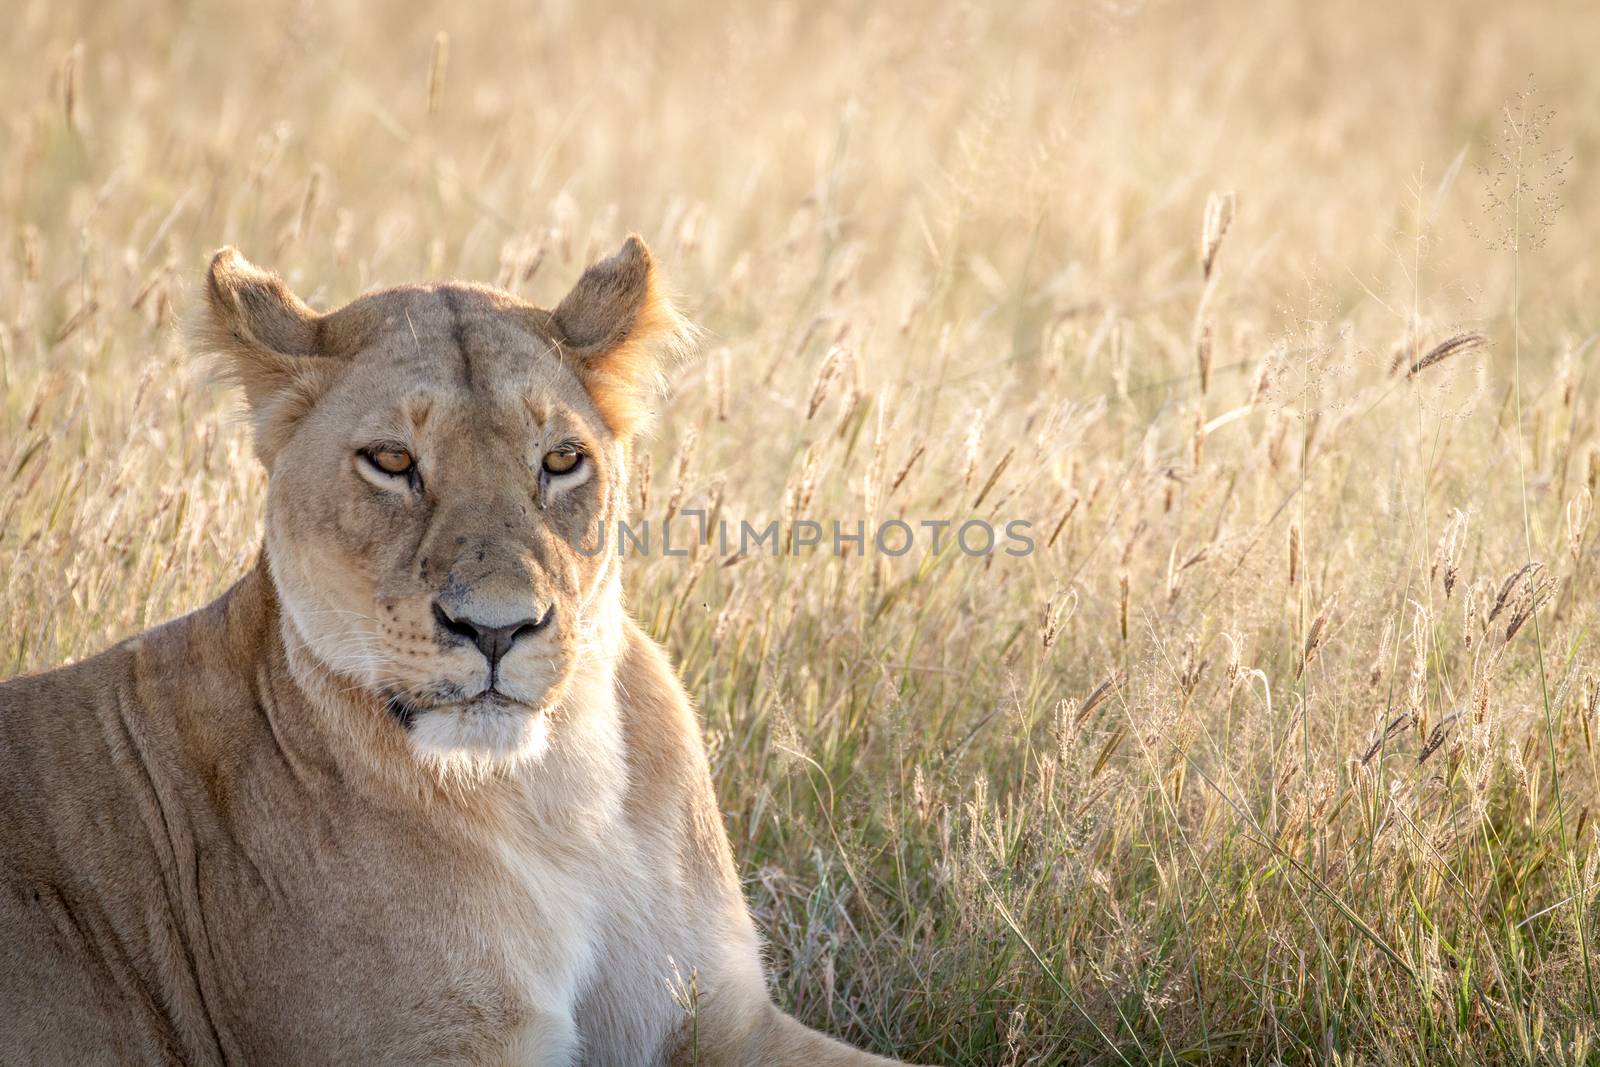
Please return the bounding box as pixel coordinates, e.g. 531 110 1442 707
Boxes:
483 828 607 1066
210 803 676 1066
492 819 697 1067
418 817 691 1067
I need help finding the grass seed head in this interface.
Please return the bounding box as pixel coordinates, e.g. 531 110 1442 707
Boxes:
1200 191 1236 280
1407 332 1487 378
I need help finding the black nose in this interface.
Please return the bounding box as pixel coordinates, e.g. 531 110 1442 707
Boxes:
432 602 553 668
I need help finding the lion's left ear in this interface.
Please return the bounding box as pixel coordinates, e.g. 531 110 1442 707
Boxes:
551 235 694 435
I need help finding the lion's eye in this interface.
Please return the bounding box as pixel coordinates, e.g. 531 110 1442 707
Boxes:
366 447 415 476
542 449 583 476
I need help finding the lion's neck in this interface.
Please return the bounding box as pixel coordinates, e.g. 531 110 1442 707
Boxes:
242 559 631 819
512 577 632 823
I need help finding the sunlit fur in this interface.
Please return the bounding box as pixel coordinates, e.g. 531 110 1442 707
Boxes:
0 242 916 1066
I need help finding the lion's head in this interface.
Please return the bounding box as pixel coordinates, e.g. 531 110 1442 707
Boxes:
194 237 689 771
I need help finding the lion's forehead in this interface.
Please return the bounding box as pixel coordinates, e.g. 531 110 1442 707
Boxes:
315 296 595 429
332 282 544 337
338 386 592 453
323 285 557 377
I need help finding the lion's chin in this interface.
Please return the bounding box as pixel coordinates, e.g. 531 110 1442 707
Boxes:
405 695 551 771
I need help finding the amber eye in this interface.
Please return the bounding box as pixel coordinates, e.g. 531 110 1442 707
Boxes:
541 449 582 476
366 447 415 476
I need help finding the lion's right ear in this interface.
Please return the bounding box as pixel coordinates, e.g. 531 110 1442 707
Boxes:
190 248 339 465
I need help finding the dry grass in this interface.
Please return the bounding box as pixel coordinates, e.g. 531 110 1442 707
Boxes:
4 1 1600 1062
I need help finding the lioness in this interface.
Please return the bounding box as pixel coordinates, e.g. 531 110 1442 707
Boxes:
0 239 914 1066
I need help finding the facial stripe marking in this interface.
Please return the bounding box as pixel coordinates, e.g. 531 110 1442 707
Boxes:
523 393 548 427
440 287 474 392
407 396 432 432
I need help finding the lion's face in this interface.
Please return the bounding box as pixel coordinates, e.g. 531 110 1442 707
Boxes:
265 295 626 766
198 238 685 769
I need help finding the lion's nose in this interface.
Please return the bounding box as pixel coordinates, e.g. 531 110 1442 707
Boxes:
431 602 553 668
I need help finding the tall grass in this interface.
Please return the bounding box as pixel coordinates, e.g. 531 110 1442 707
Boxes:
3 1 1599 1062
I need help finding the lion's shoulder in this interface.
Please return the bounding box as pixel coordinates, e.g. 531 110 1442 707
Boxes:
613 617 740 884
0 637 141 765
0 569 281 834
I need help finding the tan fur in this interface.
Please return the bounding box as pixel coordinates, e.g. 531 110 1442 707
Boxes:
0 241 916 1066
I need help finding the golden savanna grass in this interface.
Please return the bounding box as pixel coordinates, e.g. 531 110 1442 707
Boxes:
4 1 1600 1062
